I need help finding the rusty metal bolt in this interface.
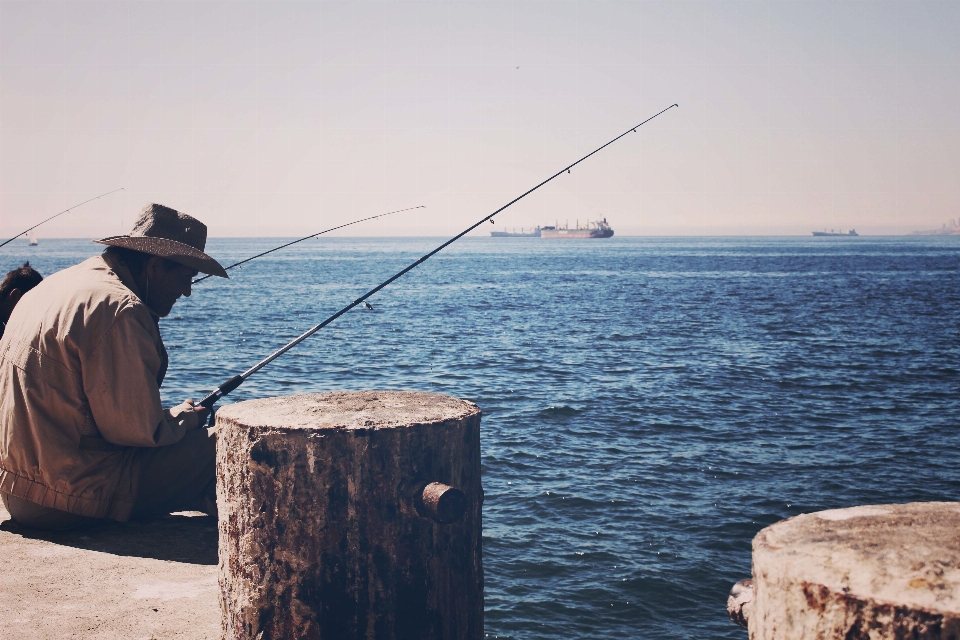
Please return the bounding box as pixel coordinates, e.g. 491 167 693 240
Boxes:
416 482 467 524
727 578 754 629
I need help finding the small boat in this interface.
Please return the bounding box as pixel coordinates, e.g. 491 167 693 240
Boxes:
28 231 38 246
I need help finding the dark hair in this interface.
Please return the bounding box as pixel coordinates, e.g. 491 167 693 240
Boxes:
102 245 154 277
0 262 43 298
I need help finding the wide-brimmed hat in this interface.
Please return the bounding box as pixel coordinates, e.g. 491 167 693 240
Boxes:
94 204 228 278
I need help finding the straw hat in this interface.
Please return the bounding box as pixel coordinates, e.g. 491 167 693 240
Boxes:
94 204 228 278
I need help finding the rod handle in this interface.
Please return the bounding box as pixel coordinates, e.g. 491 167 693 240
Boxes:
199 374 244 409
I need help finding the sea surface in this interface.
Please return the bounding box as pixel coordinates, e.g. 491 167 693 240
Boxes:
4 235 959 639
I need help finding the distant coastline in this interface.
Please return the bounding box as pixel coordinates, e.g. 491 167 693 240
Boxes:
911 218 960 236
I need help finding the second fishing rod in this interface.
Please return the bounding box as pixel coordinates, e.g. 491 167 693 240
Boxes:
193 205 424 284
199 104 679 409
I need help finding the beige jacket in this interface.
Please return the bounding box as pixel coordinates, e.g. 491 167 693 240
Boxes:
0 254 195 520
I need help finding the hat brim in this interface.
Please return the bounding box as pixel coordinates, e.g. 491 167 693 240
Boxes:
94 236 228 278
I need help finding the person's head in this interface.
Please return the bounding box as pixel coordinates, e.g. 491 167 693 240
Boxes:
102 246 197 317
95 203 227 317
0 262 43 324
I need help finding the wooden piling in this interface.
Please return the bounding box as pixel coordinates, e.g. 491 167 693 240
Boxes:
215 391 483 640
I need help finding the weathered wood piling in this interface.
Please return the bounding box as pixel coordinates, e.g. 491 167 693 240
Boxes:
215 391 483 640
730 502 960 639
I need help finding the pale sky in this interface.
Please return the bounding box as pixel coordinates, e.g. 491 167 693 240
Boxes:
1 0 958 237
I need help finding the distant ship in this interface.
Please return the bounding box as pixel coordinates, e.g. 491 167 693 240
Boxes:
812 229 858 237
541 218 614 239
28 231 38 246
491 226 541 237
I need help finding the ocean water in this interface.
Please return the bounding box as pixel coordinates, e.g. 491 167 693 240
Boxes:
4 235 959 639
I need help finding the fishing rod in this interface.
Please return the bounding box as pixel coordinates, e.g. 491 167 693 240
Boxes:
0 188 125 249
192 205 425 284
199 103 679 409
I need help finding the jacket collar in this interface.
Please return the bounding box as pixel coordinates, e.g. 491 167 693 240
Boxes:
100 253 159 320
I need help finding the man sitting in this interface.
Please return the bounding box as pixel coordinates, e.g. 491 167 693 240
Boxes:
0 204 228 530
0 262 43 340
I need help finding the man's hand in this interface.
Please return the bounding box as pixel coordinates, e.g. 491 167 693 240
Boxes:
167 398 211 432
183 399 211 426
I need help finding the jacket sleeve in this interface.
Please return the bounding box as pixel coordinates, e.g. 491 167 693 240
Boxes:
81 307 185 447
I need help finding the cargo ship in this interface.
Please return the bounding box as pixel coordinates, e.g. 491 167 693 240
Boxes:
812 229 858 236
490 226 541 237
541 218 614 239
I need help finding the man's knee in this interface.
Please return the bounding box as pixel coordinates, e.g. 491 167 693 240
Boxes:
132 426 217 517
187 425 217 457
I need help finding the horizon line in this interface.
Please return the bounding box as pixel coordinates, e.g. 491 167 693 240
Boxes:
2 233 950 241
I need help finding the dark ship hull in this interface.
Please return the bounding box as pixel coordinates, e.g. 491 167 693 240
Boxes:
540 228 613 238
813 230 858 236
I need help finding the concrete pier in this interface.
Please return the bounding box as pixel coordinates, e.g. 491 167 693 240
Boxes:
737 502 960 639
0 504 219 639
216 391 484 640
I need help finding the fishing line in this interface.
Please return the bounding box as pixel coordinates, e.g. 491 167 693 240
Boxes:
0 188 125 249
192 205 425 284
199 104 679 409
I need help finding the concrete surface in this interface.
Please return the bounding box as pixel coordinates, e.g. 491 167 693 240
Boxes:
214 390 479 431
750 502 960 639
0 504 219 639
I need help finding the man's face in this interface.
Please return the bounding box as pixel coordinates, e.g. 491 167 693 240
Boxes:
145 258 198 317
